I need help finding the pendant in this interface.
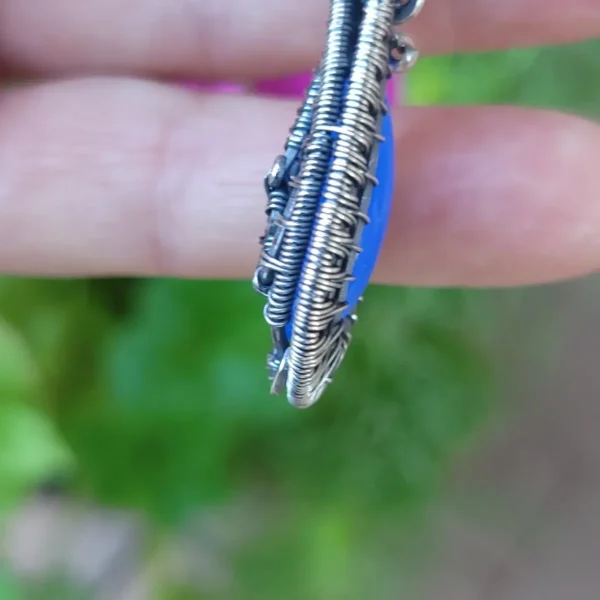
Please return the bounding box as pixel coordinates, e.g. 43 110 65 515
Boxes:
253 0 424 408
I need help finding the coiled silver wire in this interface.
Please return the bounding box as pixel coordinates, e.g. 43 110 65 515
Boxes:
255 74 322 274
287 0 396 407
253 0 425 407
263 0 359 333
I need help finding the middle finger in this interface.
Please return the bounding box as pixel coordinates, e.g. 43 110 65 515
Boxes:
0 0 599 79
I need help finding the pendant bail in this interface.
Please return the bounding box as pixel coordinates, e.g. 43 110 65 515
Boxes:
393 0 426 24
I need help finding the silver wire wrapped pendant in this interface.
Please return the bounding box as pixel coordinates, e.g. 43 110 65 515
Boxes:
253 0 424 408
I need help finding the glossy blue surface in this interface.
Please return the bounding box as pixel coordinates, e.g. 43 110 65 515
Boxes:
286 101 394 341
343 107 394 315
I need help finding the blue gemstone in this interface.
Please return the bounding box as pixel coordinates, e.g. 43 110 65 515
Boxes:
285 101 394 340
343 106 394 314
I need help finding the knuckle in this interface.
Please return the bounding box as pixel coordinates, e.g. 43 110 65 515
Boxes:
147 109 197 276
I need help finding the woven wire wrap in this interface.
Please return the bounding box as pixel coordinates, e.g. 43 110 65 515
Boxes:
254 0 422 408
263 0 358 334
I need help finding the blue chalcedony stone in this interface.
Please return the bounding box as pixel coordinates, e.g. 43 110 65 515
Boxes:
343 106 394 315
285 101 394 340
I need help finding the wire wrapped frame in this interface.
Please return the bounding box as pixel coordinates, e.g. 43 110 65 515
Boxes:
253 0 422 408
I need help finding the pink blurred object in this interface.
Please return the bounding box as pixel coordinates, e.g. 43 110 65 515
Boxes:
182 72 399 105
253 72 314 98
255 72 398 106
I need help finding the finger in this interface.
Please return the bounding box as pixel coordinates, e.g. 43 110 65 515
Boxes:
0 77 599 287
407 0 600 56
0 0 599 79
386 104 600 287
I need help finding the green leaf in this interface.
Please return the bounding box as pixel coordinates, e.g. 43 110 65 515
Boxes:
0 317 39 401
0 402 72 516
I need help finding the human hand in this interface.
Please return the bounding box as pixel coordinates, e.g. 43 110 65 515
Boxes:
0 0 599 287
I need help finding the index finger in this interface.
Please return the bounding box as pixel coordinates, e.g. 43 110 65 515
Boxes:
0 77 600 287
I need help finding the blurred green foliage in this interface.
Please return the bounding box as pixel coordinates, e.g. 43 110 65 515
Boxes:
0 568 22 600
0 279 489 526
2 38 600 599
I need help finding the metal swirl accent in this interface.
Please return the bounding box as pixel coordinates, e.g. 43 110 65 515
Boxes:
253 0 425 408
393 0 426 23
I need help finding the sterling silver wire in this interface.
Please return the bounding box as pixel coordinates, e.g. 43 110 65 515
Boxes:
253 0 424 408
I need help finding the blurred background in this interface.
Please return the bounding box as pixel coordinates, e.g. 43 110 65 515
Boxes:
1 40 600 599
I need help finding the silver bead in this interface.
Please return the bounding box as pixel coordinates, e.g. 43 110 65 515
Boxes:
390 32 420 72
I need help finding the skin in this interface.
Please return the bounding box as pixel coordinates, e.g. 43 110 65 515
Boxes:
0 0 599 287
